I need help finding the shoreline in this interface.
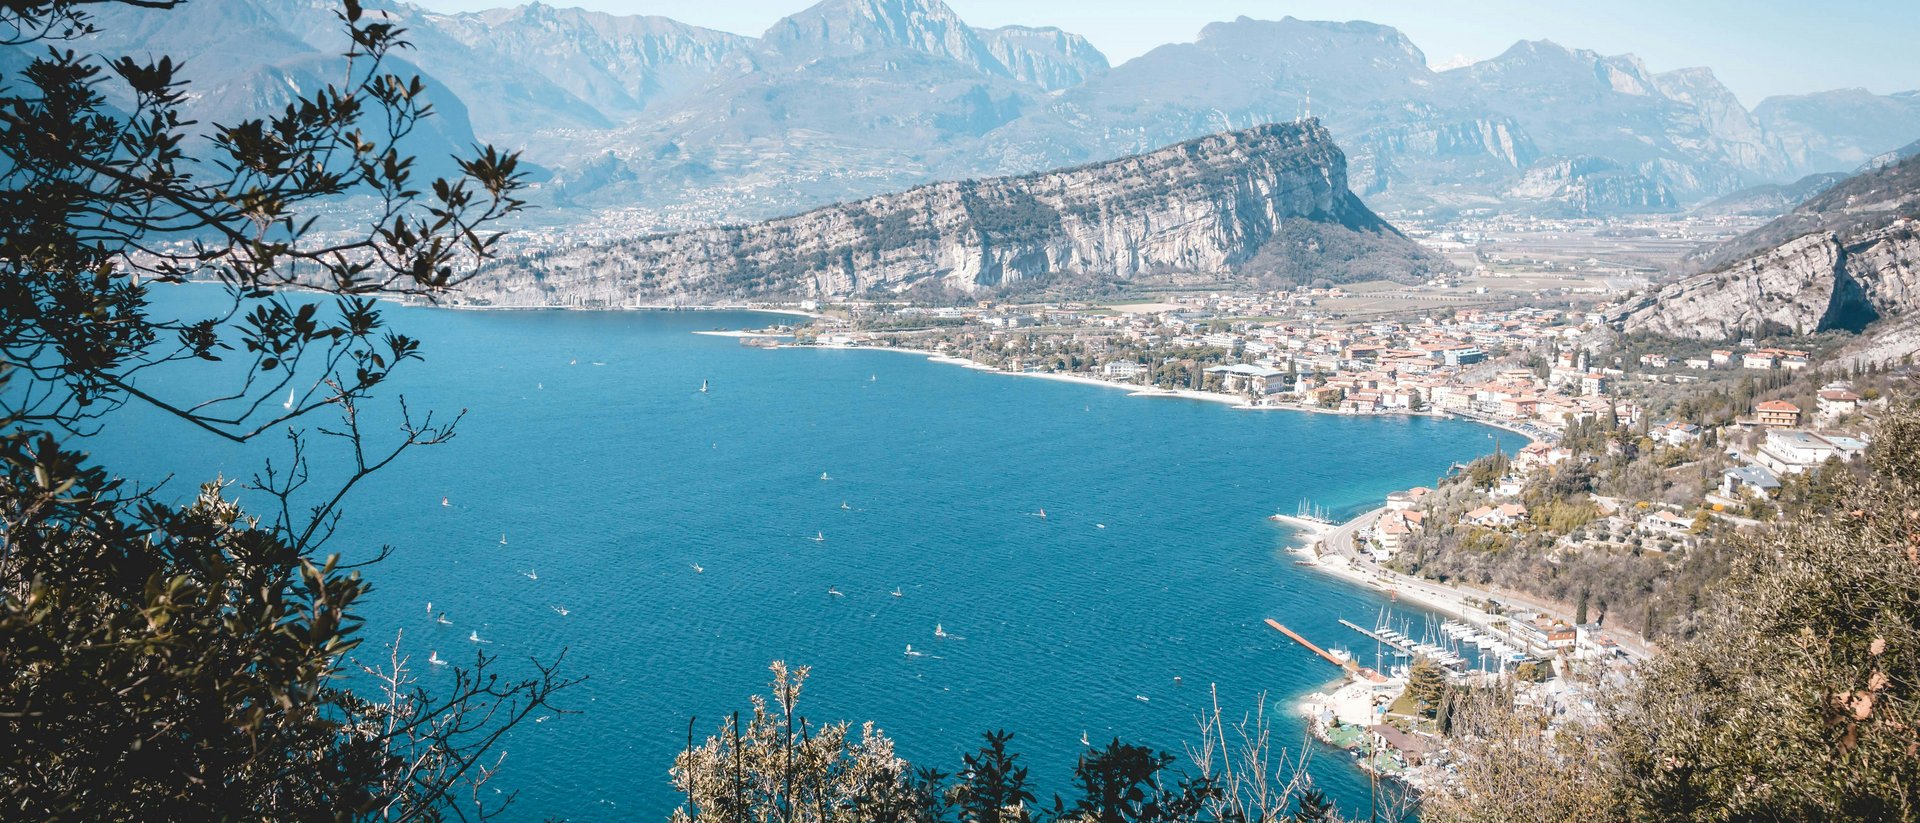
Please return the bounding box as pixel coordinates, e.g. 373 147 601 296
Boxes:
776 343 1499 427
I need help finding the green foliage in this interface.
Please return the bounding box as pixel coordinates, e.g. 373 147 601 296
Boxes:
1443 403 1920 822
674 665 1331 822
1405 658 1448 718
0 1 564 817
1291 789 1336 823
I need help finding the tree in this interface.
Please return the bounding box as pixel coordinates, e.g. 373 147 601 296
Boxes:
670 663 929 823
1064 741 1217 823
1404 658 1447 717
1 1 569 818
1438 401 1920 822
1290 788 1336 822
955 731 1037 823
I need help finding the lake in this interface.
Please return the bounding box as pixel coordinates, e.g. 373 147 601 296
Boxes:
76 285 1499 820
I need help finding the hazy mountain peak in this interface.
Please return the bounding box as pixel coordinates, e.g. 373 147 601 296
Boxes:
760 0 997 67
972 24 1108 91
1198 16 1428 68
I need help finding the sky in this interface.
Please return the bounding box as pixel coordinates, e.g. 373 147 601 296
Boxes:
408 0 1920 106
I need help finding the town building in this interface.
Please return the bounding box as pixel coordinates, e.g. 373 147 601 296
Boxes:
1753 400 1801 428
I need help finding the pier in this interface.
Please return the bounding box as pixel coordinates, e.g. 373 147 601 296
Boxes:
1339 618 1415 654
1266 619 1352 670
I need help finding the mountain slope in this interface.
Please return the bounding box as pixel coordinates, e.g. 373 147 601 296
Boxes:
1755 89 1920 176
421 3 756 128
1616 154 1920 341
462 121 1436 304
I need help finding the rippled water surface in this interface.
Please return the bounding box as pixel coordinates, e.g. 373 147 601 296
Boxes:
85 287 1499 820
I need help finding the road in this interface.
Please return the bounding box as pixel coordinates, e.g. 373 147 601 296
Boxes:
1312 508 1655 661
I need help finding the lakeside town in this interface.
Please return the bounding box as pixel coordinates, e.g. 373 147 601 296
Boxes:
710 258 1898 796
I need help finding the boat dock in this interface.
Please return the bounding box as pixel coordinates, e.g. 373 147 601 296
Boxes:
1265 619 1349 669
1339 618 1414 654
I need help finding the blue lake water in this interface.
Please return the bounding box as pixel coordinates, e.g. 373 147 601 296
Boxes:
75 285 1498 820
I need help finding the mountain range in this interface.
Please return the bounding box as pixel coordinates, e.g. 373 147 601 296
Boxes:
461 120 1429 303
35 0 1920 229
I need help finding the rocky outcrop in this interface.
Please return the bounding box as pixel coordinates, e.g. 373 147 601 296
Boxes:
463 121 1435 304
1621 152 1920 348
1504 156 1677 215
973 25 1108 91
425 3 757 124
1694 172 1848 218
1616 219 1920 339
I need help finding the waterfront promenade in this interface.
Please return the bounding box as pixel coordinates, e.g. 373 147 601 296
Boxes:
1290 510 1653 661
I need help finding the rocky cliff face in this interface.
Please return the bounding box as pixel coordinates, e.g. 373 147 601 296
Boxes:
462 121 1434 304
1618 155 1920 344
973 25 1108 91
1615 222 1920 339
427 3 757 124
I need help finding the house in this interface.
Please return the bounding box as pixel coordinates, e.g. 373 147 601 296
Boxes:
1754 429 1861 475
1721 464 1782 497
1742 351 1778 370
1546 624 1579 650
1464 503 1529 528
1710 350 1733 366
1432 345 1485 367
1102 361 1145 379
1580 373 1608 396
1817 389 1861 422
1684 358 1712 370
1655 421 1704 446
1367 725 1430 767
1204 363 1288 394
1753 400 1801 428
1641 510 1696 539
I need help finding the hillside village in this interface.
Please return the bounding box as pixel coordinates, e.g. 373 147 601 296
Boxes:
745 284 1904 789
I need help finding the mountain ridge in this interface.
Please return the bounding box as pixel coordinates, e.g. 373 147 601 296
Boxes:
459 120 1436 305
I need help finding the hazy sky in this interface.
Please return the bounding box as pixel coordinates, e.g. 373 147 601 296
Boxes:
409 0 1920 106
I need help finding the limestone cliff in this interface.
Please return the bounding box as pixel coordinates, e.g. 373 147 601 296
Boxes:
462 121 1436 304
1615 221 1920 339
1617 153 1920 345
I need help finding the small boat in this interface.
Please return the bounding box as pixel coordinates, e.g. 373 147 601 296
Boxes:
827 587 844 597
699 380 710 393
499 533 508 545
904 644 924 657
1033 508 1047 519
469 631 485 643
428 651 447 666
569 359 577 365
282 388 295 410
691 562 705 574
1134 694 1150 703
1329 647 1354 664
934 624 948 638
436 614 451 625
812 532 826 542
840 501 850 510
441 496 450 507
551 605 570 616
1080 731 1090 746
870 374 877 382
820 472 831 481
522 569 538 580
891 588 903 598
426 601 433 614
1096 523 1106 529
